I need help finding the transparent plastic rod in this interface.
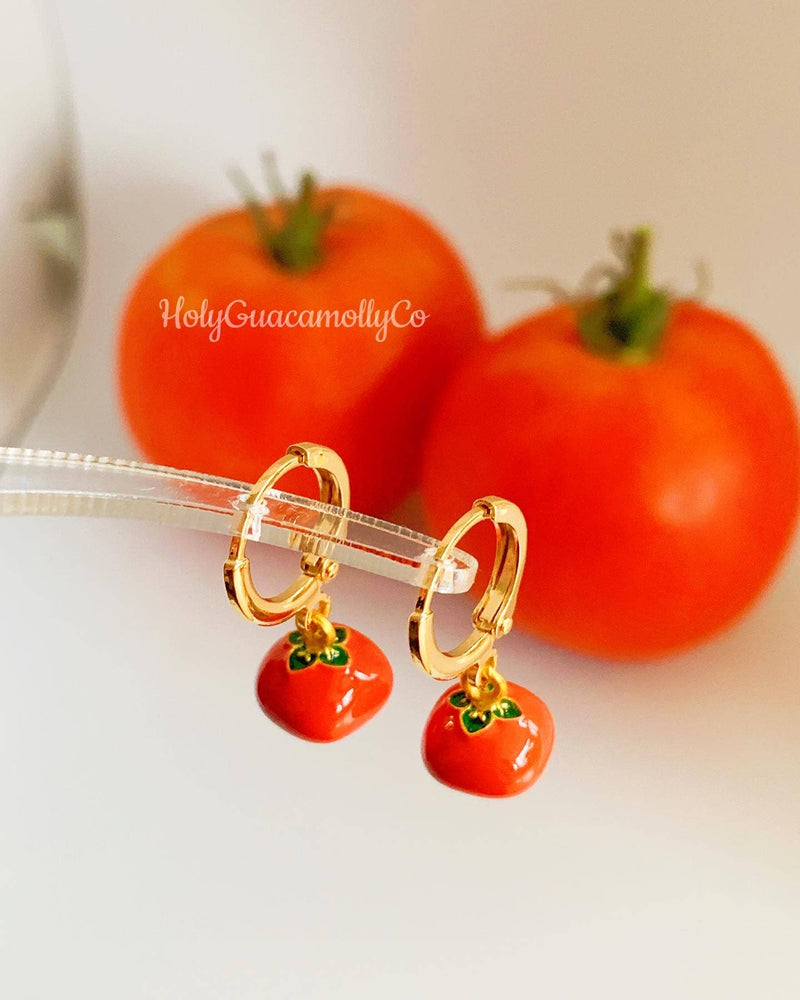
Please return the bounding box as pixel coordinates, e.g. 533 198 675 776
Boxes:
0 448 477 594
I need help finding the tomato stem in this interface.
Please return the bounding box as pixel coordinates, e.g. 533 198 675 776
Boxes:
228 155 331 274
576 227 671 362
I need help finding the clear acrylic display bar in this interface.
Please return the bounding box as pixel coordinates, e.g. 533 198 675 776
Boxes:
0 448 477 594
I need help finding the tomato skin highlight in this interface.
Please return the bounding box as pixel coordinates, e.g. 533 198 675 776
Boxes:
256 625 393 742
118 186 483 516
421 302 800 660
422 682 555 797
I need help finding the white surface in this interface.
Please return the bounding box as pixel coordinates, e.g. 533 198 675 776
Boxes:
2 1 800 997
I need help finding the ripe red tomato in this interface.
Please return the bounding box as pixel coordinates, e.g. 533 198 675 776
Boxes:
422 682 555 797
118 176 483 516
256 625 393 742
421 261 800 659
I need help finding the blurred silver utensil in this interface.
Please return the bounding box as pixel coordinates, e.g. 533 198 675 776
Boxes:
0 2 83 446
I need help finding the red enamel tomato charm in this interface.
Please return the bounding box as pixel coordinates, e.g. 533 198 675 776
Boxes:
256 625 393 742
422 681 555 797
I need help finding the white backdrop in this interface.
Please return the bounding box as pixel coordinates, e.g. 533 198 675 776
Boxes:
1 1 799 997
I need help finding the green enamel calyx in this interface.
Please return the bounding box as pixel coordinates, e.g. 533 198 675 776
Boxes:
448 690 522 734
287 627 349 672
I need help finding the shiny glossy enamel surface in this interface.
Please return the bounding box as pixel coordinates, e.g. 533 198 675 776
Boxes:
422 681 554 797
256 625 393 742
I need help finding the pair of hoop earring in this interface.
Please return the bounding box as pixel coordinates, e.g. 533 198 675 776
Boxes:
224 443 554 798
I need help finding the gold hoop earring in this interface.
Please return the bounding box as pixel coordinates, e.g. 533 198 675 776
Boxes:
225 443 392 743
410 497 554 797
